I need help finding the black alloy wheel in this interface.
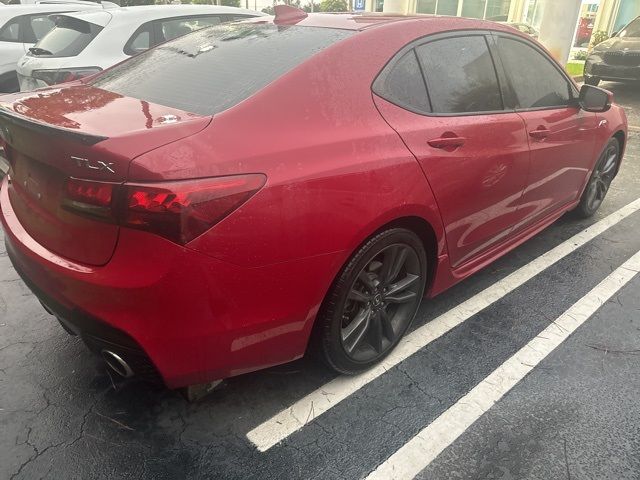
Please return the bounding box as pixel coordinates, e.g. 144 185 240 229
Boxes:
316 228 427 374
575 137 620 218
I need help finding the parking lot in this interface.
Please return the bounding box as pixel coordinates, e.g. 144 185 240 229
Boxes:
1 81 640 479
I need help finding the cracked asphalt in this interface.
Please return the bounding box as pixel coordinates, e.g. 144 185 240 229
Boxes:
1 82 640 480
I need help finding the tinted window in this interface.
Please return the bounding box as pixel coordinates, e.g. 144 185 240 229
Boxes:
416 36 503 114
160 16 222 42
0 19 20 42
31 17 102 57
620 17 640 37
28 15 56 42
125 24 152 55
497 37 571 109
92 24 353 116
374 50 430 112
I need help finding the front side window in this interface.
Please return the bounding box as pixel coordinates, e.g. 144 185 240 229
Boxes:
416 36 503 114
619 17 640 38
373 50 430 113
0 19 20 42
497 37 572 109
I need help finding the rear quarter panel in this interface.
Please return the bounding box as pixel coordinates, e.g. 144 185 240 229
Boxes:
128 21 465 269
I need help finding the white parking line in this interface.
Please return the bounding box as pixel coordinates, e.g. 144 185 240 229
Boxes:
366 249 640 480
247 198 640 452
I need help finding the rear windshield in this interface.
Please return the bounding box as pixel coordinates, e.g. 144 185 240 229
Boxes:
91 24 354 116
30 16 103 57
619 18 640 38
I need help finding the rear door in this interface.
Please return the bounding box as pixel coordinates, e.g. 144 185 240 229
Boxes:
373 33 531 268
494 34 599 229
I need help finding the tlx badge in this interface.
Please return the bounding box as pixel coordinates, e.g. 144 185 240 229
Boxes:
72 156 115 174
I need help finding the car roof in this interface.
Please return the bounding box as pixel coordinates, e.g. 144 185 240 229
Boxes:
61 4 263 27
0 2 99 20
245 12 514 32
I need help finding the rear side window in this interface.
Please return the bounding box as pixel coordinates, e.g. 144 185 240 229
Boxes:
620 17 640 37
159 15 222 42
26 15 56 43
497 37 572 109
0 19 21 42
30 16 102 57
92 24 354 116
416 36 503 114
373 50 430 113
124 24 152 55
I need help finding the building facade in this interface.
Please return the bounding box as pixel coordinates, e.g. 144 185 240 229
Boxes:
366 0 640 61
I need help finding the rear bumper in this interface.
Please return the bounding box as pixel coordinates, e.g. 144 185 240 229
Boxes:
1 175 342 388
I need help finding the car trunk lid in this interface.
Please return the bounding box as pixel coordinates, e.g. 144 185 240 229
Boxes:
0 84 211 265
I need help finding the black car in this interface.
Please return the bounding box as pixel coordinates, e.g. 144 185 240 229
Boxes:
584 16 640 86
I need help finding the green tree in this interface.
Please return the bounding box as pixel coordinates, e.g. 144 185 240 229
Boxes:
302 1 319 12
262 0 302 13
318 0 347 11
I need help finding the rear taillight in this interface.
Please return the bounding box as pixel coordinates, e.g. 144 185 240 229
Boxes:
32 67 103 86
62 174 266 244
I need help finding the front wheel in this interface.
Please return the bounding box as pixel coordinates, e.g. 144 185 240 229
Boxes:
574 137 620 218
316 228 427 374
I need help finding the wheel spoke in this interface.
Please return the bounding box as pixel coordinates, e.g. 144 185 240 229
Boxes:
358 270 376 291
596 179 608 199
385 274 420 297
368 311 383 353
348 289 370 303
601 153 617 176
342 308 371 354
387 247 408 284
385 290 418 304
379 308 395 342
586 181 598 209
380 246 409 285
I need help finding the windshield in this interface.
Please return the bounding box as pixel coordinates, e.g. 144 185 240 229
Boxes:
30 16 103 57
619 17 640 37
91 23 354 116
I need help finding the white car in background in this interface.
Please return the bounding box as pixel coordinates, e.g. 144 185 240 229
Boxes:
0 2 111 92
16 5 262 91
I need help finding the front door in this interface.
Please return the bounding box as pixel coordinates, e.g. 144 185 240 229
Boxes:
494 34 599 229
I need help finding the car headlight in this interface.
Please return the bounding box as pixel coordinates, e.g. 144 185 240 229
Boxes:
31 67 102 86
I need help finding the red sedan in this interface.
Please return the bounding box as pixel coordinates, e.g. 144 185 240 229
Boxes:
0 8 627 394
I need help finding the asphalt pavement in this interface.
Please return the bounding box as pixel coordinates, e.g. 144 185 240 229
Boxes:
1 81 640 480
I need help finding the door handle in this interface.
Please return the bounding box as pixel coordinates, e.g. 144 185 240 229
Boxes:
427 136 466 150
529 127 550 140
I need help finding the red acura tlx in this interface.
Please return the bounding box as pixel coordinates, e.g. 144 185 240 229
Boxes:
0 7 627 393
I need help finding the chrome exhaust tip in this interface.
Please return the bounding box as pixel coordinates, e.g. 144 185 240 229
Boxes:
101 350 134 378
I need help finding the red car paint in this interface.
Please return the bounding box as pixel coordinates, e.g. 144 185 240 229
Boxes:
0 13 628 389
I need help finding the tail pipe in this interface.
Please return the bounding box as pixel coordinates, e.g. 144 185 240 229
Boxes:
101 349 134 378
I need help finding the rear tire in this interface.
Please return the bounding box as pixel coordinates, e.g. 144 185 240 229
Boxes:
574 138 620 218
316 228 427 375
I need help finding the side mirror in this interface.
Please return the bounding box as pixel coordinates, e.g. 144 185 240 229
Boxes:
579 84 613 113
